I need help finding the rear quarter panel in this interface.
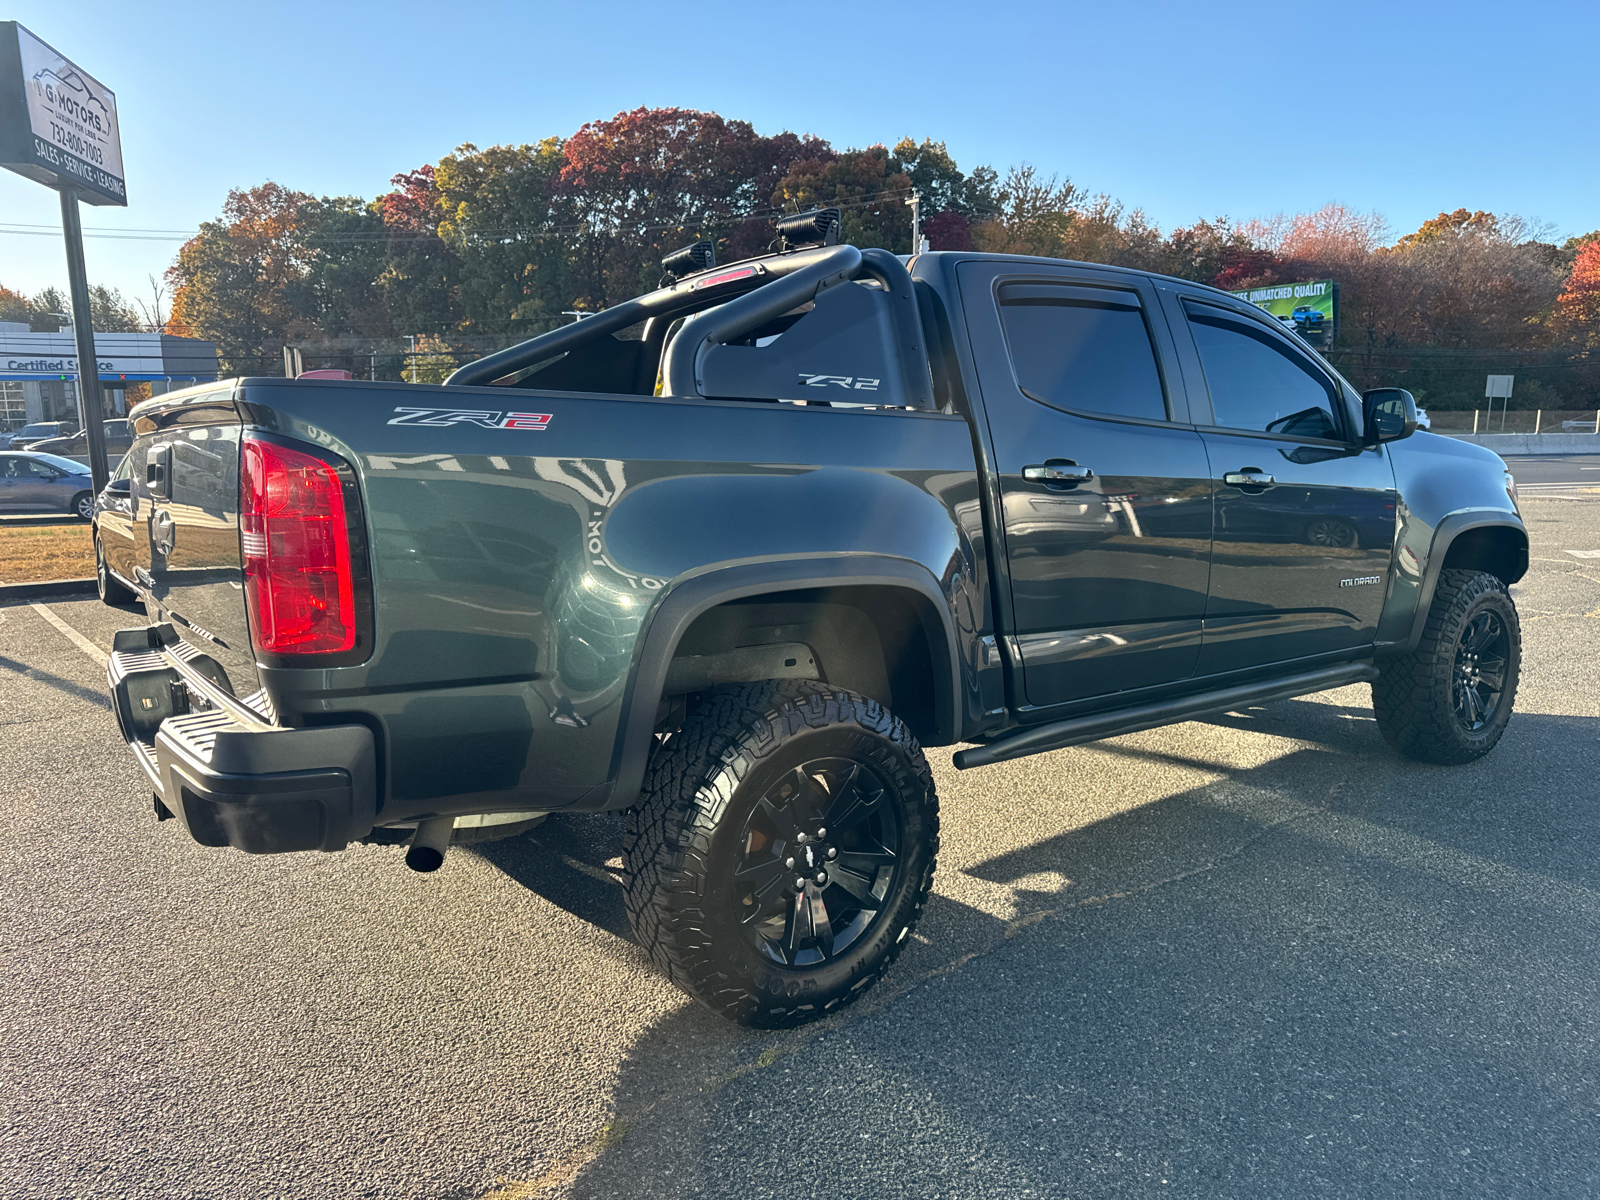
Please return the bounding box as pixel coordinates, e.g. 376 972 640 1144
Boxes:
236 380 988 821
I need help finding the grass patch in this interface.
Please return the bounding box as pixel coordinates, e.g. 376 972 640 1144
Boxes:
0 523 95 584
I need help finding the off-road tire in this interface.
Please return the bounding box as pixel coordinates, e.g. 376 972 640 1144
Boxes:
624 680 938 1027
1372 569 1520 764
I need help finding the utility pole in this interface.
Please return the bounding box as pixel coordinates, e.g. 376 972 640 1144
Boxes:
59 187 110 494
910 190 921 255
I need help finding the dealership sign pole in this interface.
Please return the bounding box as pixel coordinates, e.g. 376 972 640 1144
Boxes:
0 22 127 494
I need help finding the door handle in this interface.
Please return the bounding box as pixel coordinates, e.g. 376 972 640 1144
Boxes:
1023 462 1094 486
1223 468 1275 490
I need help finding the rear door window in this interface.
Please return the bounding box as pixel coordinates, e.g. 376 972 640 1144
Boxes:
997 283 1169 422
1184 303 1343 440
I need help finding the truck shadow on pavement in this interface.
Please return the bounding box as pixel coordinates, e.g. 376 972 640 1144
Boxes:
482 697 1600 1199
0 652 111 710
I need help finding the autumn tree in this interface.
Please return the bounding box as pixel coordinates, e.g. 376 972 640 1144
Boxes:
168 182 314 371
0 283 30 325
1553 242 1600 349
559 108 822 307
374 165 461 340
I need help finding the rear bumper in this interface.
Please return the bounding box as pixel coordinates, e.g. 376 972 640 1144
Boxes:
108 626 376 854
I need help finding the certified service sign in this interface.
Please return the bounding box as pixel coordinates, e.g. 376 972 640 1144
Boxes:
0 22 126 205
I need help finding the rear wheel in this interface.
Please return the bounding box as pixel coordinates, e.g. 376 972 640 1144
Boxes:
73 491 94 522
624 680 938 1027
94 535 135 606
1372 569 1520 763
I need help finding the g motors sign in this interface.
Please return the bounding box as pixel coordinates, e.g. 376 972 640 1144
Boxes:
0 22 126 205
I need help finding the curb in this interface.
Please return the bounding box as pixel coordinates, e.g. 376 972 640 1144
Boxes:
0 515 85 527
0 577 98 601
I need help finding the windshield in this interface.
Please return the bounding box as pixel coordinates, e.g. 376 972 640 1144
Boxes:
29 452 89 474
17 424 62 438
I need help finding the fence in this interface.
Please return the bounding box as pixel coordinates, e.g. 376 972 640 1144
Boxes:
1427 409 1600 435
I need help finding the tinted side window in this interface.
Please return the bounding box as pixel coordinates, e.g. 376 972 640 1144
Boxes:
999 287 1168 422
1186 306 1341 439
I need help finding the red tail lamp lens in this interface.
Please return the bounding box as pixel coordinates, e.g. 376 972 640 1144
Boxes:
240 436 356 654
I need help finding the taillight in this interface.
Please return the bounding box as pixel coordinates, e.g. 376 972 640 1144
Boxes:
240 435 356 654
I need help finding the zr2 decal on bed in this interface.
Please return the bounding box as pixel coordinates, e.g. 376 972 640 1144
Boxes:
388 407 552 430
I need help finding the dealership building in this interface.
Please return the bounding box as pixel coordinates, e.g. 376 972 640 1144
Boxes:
0 322 220 430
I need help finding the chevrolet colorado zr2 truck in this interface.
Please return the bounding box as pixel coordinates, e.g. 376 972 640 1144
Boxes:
95 215 1527 1026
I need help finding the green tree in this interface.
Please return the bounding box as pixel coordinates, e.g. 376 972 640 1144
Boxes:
772 145 914 253
288 196 396 339
28 286 70 331
435 141 570 334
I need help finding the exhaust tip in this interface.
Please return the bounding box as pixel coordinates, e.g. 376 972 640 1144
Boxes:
404 817 455 873
405 845 445 873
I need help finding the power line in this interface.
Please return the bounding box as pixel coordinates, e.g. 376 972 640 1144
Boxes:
0 187 927 246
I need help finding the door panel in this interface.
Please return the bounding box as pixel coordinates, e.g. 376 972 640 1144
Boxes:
958 262 1213 708
1198 431 1397 672
1163 292 1399 674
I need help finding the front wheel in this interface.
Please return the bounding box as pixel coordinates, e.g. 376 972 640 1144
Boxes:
624 680 939 1027
1372 569 1521 763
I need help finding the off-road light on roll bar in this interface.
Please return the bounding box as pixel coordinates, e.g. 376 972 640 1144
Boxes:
660 240 716 279
776 208 841 249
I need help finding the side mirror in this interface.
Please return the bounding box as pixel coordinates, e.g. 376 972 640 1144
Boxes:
1363 388 1418 445
106 478 131 495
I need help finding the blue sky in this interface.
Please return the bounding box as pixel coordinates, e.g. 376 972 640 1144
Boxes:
2 0 1595 307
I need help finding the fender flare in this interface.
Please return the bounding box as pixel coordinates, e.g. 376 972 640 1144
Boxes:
1404 510 1528 650
605 555 962 809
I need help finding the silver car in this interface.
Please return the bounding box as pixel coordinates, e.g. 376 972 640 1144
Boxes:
0 451 98 520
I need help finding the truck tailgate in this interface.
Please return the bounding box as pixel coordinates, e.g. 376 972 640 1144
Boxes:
125 386 264 711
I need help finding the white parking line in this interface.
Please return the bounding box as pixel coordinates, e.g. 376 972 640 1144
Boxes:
28 602 109 667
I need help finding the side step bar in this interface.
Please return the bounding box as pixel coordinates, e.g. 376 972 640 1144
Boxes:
952 662 1380 770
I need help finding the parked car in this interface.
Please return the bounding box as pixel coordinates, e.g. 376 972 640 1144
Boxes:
1 420 76 450
0 450 97 519
95 231 1528 1028
1414 406 1432 430
28 419 134 462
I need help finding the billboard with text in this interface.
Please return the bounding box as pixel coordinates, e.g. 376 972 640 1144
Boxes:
1229 279 1336 346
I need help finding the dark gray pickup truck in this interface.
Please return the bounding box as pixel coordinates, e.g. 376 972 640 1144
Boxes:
95 220 1527 1026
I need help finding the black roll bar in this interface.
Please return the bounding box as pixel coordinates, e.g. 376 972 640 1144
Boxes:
663 245 861 397
444 244 934 410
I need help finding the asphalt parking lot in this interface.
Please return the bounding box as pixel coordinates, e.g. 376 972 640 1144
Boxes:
3 493 1598 1200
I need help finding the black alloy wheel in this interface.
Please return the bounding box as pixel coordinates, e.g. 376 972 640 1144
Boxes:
1452 610 1509 732
1371 568 1521 764
733 758 902 968
625 680 938 1027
